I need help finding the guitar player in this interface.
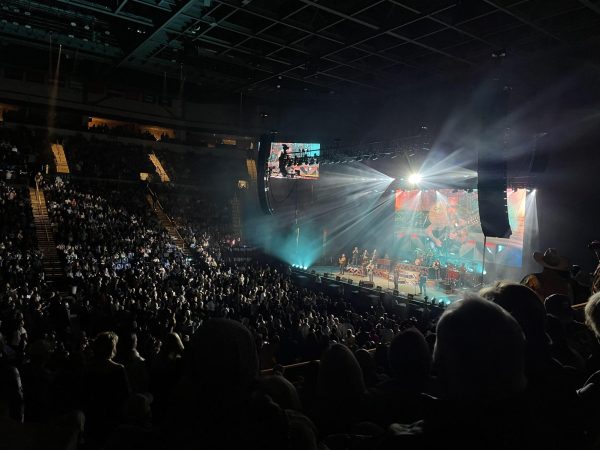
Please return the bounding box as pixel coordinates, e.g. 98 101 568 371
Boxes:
425 202 477 254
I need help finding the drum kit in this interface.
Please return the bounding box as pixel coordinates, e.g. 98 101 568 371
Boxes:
413 248 474 291
414 248 433 266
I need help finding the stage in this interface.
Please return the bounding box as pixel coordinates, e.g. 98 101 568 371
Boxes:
310 265 469 304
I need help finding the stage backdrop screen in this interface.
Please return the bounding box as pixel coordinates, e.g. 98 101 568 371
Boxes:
268 142 320 180
394 189 527 269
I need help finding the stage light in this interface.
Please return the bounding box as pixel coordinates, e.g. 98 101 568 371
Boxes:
408 173 422 184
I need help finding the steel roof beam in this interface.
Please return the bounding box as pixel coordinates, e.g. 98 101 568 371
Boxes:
218 4 312 56
55 0 151 26
243 2 474 90
212 0 416 69
315 1 511 79
388 0 494 47
187 17 387 83
482 0 565 43
116 0 198 67
159 1 391 87
210 0 423 84
298 3 459 81
115 0 129 14
297 0 473 66
578 0 600 16
181 36 381 90
150 1 223 59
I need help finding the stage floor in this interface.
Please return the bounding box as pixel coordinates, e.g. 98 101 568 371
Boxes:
310 265 468 304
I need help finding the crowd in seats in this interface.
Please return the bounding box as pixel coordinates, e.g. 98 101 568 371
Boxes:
152 184 233 238
0 126 51 173
3 174 600 448
64 136 154 180
87 125 157 142
0 137 25 170
154 149 246 185
0 181 42 283
86 124 185 145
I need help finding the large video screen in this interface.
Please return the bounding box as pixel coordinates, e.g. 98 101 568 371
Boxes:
394 189 527 269
268 142 320 180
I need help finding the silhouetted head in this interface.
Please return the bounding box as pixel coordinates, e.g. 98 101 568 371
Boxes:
434 296 526 402
93 331 118 360
545 294 573 324
480 281 547 350
187 319 258 394
163 332 185 357
318 344 365 400
388 327 431 389
585 292 600 339
256 375 302 411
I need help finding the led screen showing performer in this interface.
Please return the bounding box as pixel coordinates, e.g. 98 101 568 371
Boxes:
268 142 320 180
394 189 527 269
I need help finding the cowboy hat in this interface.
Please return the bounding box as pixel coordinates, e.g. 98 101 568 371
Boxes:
533 248 570 271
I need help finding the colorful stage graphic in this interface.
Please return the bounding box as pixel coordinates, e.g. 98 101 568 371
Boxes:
394 189 527 269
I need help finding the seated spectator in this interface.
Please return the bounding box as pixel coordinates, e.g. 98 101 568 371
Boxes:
0 332 24 423
313 343 373 435
256 375 320 450
579 292 600 405
383 297 536 450
150 332 184 423
545 294 588 371
480 282 585 448
522 248 573 302
81 332 131 441
480 282 581 388
105 393 168 450
116 332 149 395
164 319 304 450
370 327 433 426
20 339 54 423
355 348 384 388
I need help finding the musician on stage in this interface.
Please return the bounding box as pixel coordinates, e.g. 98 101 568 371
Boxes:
419 270 428 296
278 144 289 177
432 260 441 280
362 250 370 276
393 265 400 291
367 261 374 282
338 253 347 275
459 263 467 287
351 246 359 266
371 249 377 263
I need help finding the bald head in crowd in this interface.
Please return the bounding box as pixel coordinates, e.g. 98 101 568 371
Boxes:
434 296 527 402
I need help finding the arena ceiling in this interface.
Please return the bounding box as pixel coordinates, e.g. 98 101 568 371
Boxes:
1 0 600 97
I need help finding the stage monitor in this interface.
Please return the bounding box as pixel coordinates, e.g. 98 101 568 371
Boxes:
394 189 527 269
268 142 320 180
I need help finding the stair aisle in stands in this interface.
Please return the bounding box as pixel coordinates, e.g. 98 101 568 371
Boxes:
29 187 64 287
146 194 191 257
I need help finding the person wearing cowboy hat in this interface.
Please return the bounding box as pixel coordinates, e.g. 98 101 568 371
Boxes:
521 248 574 302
